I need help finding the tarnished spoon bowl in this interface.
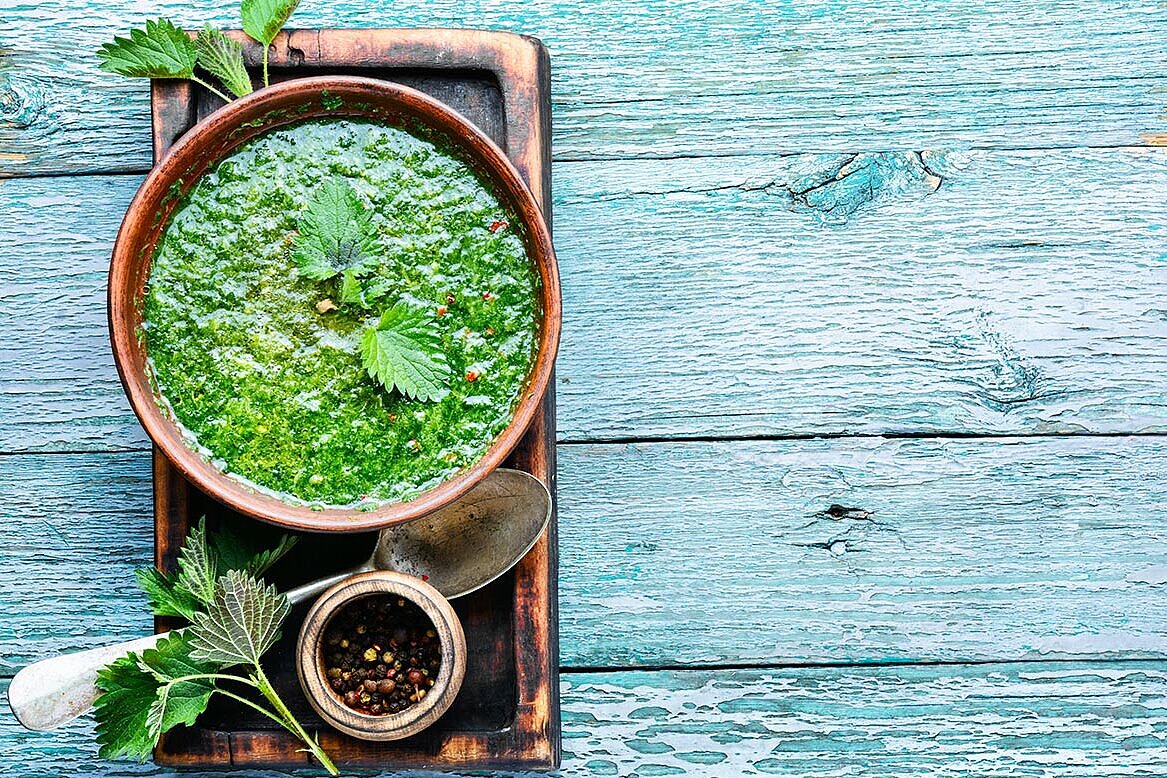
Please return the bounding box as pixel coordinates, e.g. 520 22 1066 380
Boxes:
371 468 552 598
282 468 552 603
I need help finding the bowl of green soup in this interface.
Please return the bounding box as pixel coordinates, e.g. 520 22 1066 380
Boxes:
109 76 560 531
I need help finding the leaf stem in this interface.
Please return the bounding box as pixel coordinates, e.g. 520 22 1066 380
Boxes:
253 665 338 776
158 672 298 733
191 75 232 103
262 46 270 88
164 672 261 687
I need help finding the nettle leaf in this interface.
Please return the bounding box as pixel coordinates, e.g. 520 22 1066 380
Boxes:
97 18 198 79
242 534 298 577
175 517 218 606
145 676 210 744
94 656 158 760
339 270 363 305
136 567 202 621
136 519 295 620
339 270 395 309
210 528 299 578
189 569 289 667
94 632 217 761
241 0 301 46
138 635 220 741
194 25 253 98
294 178 380 281
360 302 450 402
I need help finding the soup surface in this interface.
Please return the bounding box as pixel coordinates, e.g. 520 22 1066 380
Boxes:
144 118 539 508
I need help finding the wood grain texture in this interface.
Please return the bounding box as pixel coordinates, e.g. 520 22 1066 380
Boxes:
4 663 1167 776
2 1 1166 176
3 2 1166 772
3 436 1166 673
3 147 1165 451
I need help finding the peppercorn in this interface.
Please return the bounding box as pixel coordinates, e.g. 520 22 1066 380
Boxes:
321 594 443 716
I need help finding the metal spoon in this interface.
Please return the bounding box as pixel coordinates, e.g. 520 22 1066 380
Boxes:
7 468 551 732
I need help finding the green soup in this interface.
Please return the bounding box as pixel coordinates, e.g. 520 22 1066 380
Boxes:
143 118 540 509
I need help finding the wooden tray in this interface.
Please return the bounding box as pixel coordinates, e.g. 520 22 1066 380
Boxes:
148 28 558 771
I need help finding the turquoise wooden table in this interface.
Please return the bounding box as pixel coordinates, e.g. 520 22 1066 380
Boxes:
2 1 1167 775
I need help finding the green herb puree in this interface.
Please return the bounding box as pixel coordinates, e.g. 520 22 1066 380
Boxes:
144 119 539 508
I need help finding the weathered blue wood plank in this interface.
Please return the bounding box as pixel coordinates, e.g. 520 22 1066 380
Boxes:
558 436 1167 667
4 663 1166 775
3 437 1166 672
3 148 1165 451
2 1 1165 175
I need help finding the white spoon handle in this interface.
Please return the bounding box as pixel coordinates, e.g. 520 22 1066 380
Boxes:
7 632 171 731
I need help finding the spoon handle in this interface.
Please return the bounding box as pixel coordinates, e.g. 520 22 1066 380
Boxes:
7 632 171 731
285 563 371 606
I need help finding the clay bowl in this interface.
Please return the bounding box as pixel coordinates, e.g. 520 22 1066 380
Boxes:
108 76 560 532
297 571 466 740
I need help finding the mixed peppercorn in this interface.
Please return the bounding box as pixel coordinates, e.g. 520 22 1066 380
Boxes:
322 595 442 716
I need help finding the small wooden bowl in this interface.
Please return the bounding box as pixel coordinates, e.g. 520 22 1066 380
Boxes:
108 76 560 532
296 571 467 741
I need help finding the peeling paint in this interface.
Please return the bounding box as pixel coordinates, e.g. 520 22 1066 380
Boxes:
1126 565 1167 585
784 150 946 224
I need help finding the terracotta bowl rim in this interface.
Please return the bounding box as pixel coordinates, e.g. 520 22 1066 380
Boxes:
108 75 560 533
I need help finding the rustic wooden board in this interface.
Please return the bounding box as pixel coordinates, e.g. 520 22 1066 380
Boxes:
4 436 1166 674
4 147 1166 451
144 29 557 770
2 1 1166 176
5 662 1167 776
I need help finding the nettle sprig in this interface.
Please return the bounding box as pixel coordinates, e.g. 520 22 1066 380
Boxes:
294 177 452 402
97 0 301 97
94 520 339 775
